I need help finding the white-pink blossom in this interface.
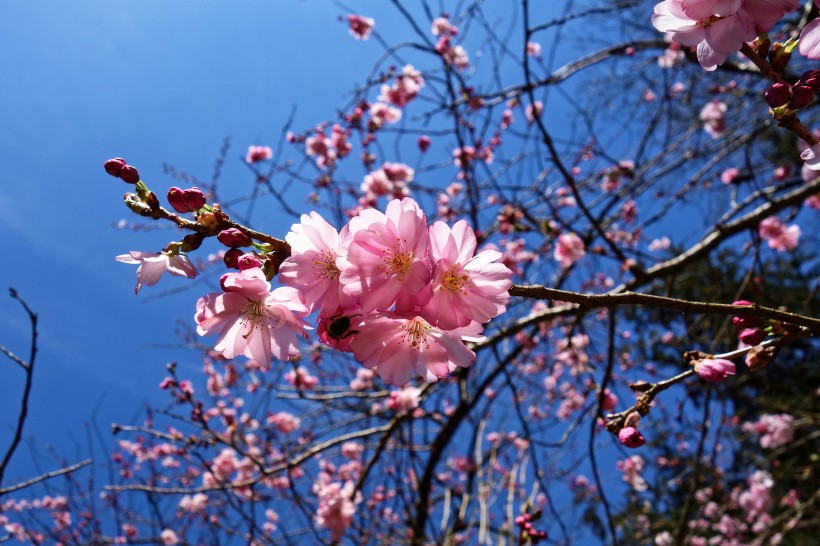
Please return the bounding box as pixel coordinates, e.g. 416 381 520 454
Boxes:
347 14 374 40
195 268 311 363
553 233 586 268
116 251 198 295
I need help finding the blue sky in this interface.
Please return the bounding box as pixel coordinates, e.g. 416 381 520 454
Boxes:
0 0 420 474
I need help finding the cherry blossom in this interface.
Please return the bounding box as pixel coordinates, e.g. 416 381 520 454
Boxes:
195 268 310 363
651 0 756 71
387 385 423 413
799 1 820 59
368 101 402 129
314 480 360 541
553 233 586 268
338 197 432 313
743 413 795 448
800 142 820 171
699 100 727 138
420 220 513 330
431 17 457 37
245 145 272 163
758 216 801 252
116 251 198 295
350 313 483 386
526 41 542 57
278 211 353 317
525 100 543 124
346 14 374 41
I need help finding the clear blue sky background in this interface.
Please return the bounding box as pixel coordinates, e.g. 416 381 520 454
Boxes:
0 0 444 476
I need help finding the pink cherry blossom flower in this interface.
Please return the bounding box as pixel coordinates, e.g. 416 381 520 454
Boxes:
432 17 457 36
178 493 208 514
347 14 374 41
699 100 727 137
651 0 756 71
758 216 801 252
160 529 179 546
801 142 820 171
525 100 543 124
116 251 198 295
195 268 310 363
420 220 512 330
314 480 360 541
246 145 273 163
339 197 432 313
368 102 402 129
378 65 425 107
387 385 423 413
743 0 799 32
648 236 671 251
350 313 482 386
743 413 795 448
526 41 542 57
284 366 318 390
278 211 353 317
799 2 820 59
553 233 586 268
694 357 736 382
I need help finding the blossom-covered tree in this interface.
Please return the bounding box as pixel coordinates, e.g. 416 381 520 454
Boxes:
2 1 818 544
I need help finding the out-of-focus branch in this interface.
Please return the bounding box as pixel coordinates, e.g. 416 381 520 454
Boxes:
0 459 92 496
0 289 39 489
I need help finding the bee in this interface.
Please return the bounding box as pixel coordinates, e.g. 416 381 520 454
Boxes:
325 314 360 341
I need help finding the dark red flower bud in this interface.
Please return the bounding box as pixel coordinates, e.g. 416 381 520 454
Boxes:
739 328 766 346
223 248 244 269
788 85 814 109
799 70 820 92
764 82 791 108
104 157 127 177
119 164 140 184
417 135 431 152
217 228 252 248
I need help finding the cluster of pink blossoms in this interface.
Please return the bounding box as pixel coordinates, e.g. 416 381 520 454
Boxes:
195 197 513 387
652 0 801 70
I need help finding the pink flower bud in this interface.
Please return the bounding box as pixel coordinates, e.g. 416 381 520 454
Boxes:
764 82 791 108
167 187 206 213
618 427 645 448
217 228 252 248
788 85 814 109
417 135 431 152
694 358 736 383
237 253 262 270
119 164 140 184
738 328 765 346
104 157 127 177
731 300 763 329
167 187 189 213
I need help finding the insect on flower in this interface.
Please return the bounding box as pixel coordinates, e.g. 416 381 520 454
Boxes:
325 314 360 341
